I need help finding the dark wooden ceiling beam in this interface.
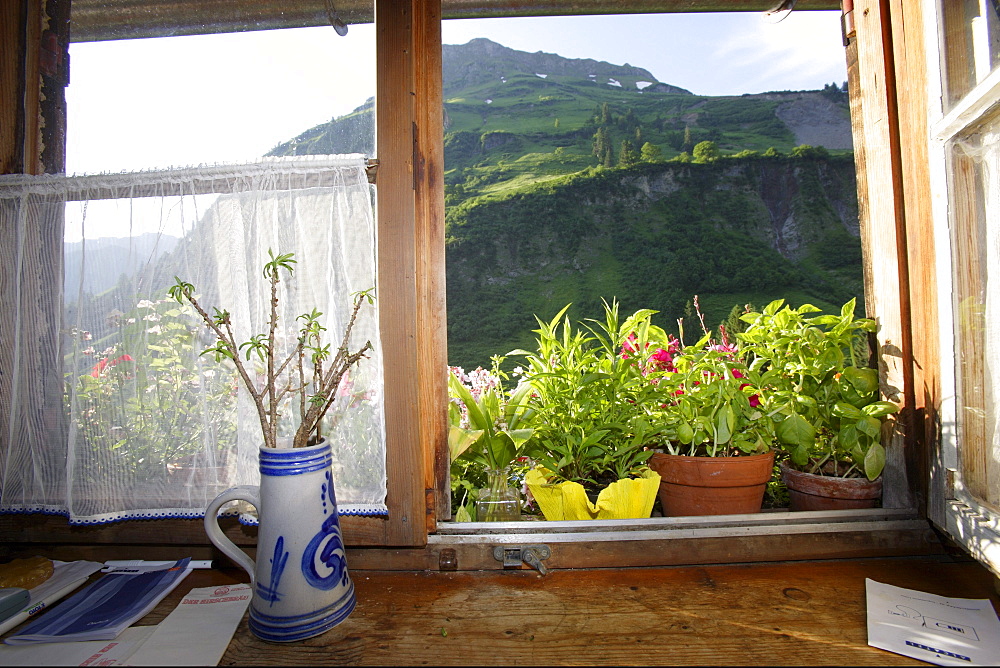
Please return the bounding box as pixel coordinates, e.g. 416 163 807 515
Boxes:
70 0 842 42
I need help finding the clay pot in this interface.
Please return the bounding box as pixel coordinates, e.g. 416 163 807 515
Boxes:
779 461 882 511
648 450 775 517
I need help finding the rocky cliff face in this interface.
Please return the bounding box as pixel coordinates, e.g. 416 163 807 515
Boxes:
774 93 853 150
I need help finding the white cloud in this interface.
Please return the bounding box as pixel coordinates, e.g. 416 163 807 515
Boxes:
711 12 846 93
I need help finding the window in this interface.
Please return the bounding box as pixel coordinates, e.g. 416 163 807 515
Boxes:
3 2 948 568
926 0 1000 575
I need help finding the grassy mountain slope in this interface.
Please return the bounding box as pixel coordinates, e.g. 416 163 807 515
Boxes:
446 156 860 368
267 38 857 368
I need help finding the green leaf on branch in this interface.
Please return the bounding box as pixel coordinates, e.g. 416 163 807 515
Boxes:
832 401 863 420
776 413 815 448
863 442 886 480
857 415 881 439
842 366 879 394
862 401 899 417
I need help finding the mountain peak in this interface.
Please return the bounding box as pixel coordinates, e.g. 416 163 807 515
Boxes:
442 38 690 95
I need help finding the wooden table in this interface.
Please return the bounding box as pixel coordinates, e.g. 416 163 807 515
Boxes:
123 555 1000 666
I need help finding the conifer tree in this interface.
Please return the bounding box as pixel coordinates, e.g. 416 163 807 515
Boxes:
618 139 638 167
681 125 694 153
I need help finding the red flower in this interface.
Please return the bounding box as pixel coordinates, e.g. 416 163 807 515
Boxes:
91 354 134 377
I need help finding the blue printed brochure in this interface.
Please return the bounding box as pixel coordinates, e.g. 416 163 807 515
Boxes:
3 558 192 645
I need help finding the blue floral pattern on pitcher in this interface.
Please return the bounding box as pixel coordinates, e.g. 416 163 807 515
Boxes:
256 536 289 605
302 469 349 589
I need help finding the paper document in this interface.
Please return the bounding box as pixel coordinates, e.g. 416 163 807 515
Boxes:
123 583 250 666
0 625 155 666
0 560 104 636
4 558 192 645
866 578 1000 666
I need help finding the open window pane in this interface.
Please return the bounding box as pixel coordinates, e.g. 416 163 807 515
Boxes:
948 123 1000 513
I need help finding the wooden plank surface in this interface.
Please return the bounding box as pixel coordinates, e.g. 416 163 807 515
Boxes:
887 0 937 519
851 0 914 510
72 556 997 666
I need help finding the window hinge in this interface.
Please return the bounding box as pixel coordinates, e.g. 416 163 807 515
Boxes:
493 544 551 575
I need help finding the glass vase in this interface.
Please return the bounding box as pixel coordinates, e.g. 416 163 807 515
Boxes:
475 467 521 522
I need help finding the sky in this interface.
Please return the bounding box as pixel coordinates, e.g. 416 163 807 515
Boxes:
65 10 847 176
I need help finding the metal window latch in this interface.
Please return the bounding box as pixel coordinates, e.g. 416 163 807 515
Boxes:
493 544 551 575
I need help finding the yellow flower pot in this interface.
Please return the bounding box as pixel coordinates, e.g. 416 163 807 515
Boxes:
525 466 661 521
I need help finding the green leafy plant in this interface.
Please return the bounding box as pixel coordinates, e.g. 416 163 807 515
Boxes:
511 301 661 491
68 298 237 476
652 334 774 457
447 358 537 520
448 357 536 471
736 298 898 480
169 249 374 449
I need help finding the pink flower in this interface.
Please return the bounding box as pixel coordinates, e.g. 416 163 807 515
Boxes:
620 332 640 359
649 347 674 371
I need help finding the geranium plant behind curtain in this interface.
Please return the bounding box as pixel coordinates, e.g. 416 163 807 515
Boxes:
0 156 387 524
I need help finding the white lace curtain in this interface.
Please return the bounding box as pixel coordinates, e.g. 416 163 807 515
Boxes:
0 156 386 524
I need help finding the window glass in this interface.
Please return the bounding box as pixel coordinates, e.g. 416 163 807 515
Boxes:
66 25 376 174
948 120 1000 512
938 0 1000 112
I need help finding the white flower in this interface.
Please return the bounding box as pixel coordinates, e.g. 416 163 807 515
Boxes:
143 313 161 322
136 300 155 309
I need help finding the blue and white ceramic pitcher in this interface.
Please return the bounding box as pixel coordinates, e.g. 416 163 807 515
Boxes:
204 439 356 642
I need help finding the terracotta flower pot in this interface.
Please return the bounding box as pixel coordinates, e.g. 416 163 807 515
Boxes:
779 461 882 511
648 450 775 517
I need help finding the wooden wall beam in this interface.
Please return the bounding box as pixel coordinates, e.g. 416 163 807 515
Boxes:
375 0 444 544
848 0 916 509
412 1 451 524
885 0 936 517
1 1 36 175
67 0 843 42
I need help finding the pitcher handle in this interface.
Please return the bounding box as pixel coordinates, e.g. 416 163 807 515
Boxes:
204 485 260 582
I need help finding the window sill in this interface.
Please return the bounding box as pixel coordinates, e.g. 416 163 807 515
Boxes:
349 508 945 571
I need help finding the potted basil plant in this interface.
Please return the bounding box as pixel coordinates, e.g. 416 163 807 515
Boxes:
736 298 899 510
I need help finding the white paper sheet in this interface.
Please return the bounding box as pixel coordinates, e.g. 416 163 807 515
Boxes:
866 578 1000 666
123 583 251 666
0 625 155 666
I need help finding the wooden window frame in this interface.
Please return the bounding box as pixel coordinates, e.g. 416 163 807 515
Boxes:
2 0 952 570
